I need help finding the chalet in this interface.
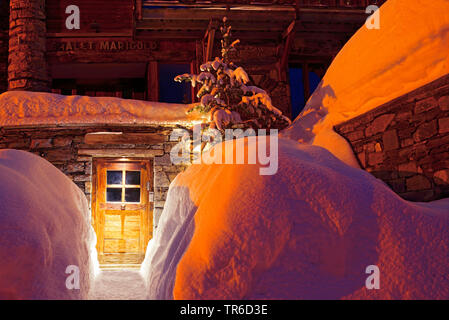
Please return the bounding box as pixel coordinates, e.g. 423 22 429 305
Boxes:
0 0 399 268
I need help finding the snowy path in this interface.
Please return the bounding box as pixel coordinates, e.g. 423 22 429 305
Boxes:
88 269 147 300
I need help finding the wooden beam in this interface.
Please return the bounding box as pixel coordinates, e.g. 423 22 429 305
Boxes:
135 0 143 20
195 40 203 71
203 19 218 63
202 27 207 64
46 32 134 38
78 148 164 158
205 28 216 63
136 30 205 40
294 0 301 16
136 19 358 33
190 60 197 103
141 0 380 9
84 132 166 145
281 19 298 72
283 19 297 39
135 28 351 41
141 8 367 22
146 61 159 101
289 55 334 64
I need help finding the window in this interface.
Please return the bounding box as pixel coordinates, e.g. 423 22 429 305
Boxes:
50 63 147 99
289 67 322 119
106 170 141 203
52 78 146 99
158 63 192 103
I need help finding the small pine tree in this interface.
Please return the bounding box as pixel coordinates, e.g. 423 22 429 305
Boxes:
175 17 291 132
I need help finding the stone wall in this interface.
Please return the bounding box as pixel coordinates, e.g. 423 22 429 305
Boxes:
0 1 9 93
9 0 50 91
334 74 449 202
0 29 8 93
0 124 189 230
152 132 189 229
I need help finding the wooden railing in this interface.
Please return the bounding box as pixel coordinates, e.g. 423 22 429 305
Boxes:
142 0 386 9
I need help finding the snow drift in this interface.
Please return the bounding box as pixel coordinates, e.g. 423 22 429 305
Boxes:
142 137 449 299
0 149 98 299
283 0 449 167
140 0 449 300
140 186 197 299
0 91 205 127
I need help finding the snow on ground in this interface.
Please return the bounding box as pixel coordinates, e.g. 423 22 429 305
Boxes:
0 91 205 127
282 0 449 167
141 137 449 299
89 270 147 300
0 149 98 299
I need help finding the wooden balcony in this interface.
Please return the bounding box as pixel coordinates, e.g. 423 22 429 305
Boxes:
137 0 384 40
136 0 386 65
142 0 386 9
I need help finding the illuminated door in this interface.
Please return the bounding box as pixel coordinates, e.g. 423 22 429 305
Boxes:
93 160 152 265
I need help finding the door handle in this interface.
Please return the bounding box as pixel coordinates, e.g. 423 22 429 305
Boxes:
121 204 126 210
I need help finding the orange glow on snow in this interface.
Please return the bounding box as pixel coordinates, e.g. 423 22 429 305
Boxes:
283 0 449 168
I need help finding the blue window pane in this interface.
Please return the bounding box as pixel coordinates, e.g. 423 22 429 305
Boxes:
309 71 321 96
289 67 305 119
125 188 140 203
289 67 322 119
107 171 122 185
107 188 122 202
159 63 191 103
125 171 141 185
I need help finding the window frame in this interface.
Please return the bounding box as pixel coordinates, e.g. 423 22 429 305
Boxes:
106 169 142 204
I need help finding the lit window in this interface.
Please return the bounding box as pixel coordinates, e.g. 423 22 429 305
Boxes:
106 170 141 203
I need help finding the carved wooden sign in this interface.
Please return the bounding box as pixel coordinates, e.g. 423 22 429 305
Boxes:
49 39 158 52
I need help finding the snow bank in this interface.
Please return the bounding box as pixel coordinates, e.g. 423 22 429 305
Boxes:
140 0 449 300
0 91 205 127
0 149 98 299
140 186 197 299
142 137 449 299
282 0 449 167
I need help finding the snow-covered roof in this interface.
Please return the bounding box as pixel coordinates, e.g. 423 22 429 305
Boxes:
0 91 206 127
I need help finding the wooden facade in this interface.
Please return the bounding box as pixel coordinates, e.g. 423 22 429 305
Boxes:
1 0 386 117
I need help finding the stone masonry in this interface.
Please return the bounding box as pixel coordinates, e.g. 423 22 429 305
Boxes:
8 0 50 91
0 1 9 93
0 124 189 231
335 73 449 202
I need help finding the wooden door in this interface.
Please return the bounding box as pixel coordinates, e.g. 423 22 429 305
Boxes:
93 160 152 265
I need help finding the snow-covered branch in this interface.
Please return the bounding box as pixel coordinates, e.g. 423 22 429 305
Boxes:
175 16 291 132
